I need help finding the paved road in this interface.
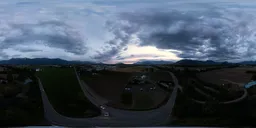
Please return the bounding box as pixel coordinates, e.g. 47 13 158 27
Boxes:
37 69 179 127
191 87 248 104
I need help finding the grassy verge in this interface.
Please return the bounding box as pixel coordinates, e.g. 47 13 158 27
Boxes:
37 67 100 118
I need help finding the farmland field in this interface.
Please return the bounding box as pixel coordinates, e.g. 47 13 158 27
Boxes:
80 69 171 110
197 67 256 86
114 66 148 72
132 91 154 109
37 67 100 118
132 85 169 110
149 71 172 82
80 70 134 102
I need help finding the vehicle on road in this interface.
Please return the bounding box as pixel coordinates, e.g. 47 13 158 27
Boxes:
103 111 110 117
100 105 105 110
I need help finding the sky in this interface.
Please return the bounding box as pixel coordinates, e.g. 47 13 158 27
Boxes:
1 0 256 64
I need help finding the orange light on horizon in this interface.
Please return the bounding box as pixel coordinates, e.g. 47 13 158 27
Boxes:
105 44 182 64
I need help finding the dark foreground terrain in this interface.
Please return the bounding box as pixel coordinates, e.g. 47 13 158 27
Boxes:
165 65 256 127
1 64 256 127
0 66 45 127
37 67 100 118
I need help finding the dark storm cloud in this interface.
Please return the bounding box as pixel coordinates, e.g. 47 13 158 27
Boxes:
0 52 9 59
93 46 119 61
123 47 128 51
93 20 140 61
11 54 21 58
0 21 87 55
15 48 43 53
16 2 40 5
105 6 256 61
119 9 230 60
115 54 160 60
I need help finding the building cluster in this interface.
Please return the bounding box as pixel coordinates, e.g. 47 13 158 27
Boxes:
79 65 117 72
128 75 148 85
0 66 33 99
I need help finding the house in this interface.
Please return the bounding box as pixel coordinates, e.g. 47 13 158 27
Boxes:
141 75 147 79
36 68 42 72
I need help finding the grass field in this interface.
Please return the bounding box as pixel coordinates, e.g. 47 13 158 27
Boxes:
37 67 100 118
197 67 255 86
114 66 148 72
132 91 153 109
80 70 134 102
80 69 171 110
149 71 172 82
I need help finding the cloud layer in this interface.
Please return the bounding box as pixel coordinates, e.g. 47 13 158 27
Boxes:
106 5 256 62
1 21 87 55
1 0 256 63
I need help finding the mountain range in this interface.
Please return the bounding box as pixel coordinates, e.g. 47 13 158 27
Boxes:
135 59 256 65
174 59 256 65
0 58 256 65
134 60 174 65
0 58 97 65
174 59 231 65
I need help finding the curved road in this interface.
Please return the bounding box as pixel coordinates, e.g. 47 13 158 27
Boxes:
191 88 248 104
37 69 179 127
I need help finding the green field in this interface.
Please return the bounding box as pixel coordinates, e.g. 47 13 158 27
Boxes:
37 67 100 118
133 92 154 109
80 70 133 102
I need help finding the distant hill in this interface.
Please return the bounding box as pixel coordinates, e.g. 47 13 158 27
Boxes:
174 59 233 65
239 61 256 65
134 60 174 65
0 58 97 65
116 62 125 65
2 58 256 66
